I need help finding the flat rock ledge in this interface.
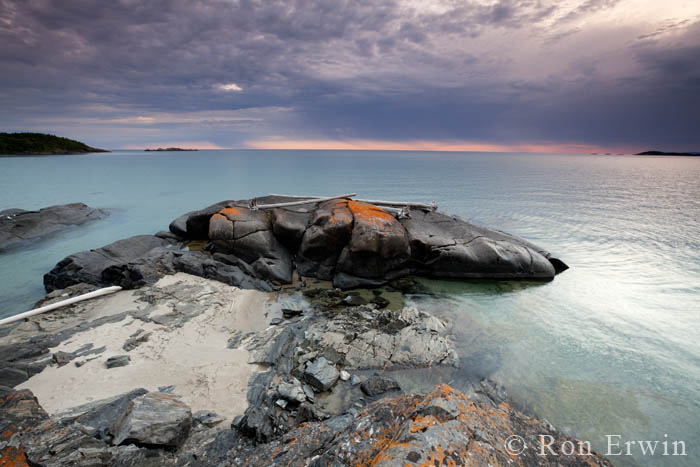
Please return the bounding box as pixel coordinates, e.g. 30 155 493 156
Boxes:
0 203 107 253
43 195 568 294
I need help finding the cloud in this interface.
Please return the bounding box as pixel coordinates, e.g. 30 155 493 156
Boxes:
217 83 243 92
0 0 699 151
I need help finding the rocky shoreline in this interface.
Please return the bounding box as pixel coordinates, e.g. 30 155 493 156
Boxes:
0 195 612 466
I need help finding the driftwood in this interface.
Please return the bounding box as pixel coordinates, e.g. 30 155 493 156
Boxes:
253 193 357 210
268 194 437 211
0 286 123 327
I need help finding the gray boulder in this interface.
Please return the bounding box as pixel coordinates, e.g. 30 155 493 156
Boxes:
184 200 235 239
303 356 339 392
208 206 293 284
43 235 274 293
336 201 410 281
271 208 311 252
55 388 148 443
43 235 171 291
296 199 354 280
112 392 192 447
0 203 107 252
277 378 307 403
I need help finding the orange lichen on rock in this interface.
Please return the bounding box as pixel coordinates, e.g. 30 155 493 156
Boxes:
347 200 395 227
219 206 241 218
0 448 30 467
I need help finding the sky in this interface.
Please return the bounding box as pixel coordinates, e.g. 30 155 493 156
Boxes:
1 0 699 153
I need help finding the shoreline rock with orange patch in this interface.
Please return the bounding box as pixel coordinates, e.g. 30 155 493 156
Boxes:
161 195 570 290
230 384 612 467
335 201 411 287
296 199 355 280
0 390 47 467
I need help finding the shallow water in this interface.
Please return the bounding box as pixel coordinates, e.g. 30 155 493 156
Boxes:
1 150 699 464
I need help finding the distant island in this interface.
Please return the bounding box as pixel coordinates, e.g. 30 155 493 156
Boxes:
636 150 699 156
144 147 198 152
0 132 108 155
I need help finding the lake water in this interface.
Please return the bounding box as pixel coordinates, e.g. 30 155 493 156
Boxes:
1 150 699 464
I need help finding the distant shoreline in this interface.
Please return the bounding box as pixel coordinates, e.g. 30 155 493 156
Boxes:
636 150 699 156
144 147 198 152
0 132 108 156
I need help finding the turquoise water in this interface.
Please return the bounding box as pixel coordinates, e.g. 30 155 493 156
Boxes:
1 150 699 464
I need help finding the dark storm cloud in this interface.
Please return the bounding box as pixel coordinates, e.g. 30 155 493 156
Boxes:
0 0 698 150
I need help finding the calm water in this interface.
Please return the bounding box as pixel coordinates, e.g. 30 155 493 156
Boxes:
1 150 699 464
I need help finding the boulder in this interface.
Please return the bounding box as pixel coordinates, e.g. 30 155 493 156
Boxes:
111 392 192 447
271 208 311 251
303 356 339 392
208 206 293 284
54 388 148 443
0 203 107 252
183 200 235 239
277 378 307 403
296 199 354 280
43 236 274 293
336 201 410 280
43 235 171 291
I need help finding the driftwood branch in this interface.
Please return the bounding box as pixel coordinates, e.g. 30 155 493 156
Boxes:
268 194 437 211
0 286 123 327
254 193 357 210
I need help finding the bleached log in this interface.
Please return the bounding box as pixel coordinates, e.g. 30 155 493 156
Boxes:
268 194 436 211
0 286 123 327
254 193 357 210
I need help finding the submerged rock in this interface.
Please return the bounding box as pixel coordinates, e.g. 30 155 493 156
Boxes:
111 392 192 447
360 373 401 396
0 203 107 253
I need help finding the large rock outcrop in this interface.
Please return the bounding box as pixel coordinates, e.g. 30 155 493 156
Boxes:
43 195 567 294
0 203 106 252
183 195 567 289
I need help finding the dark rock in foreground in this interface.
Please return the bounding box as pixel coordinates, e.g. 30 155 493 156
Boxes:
0 203 107 252
231 384 612 466
1 384 612 466
112 392 192 447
